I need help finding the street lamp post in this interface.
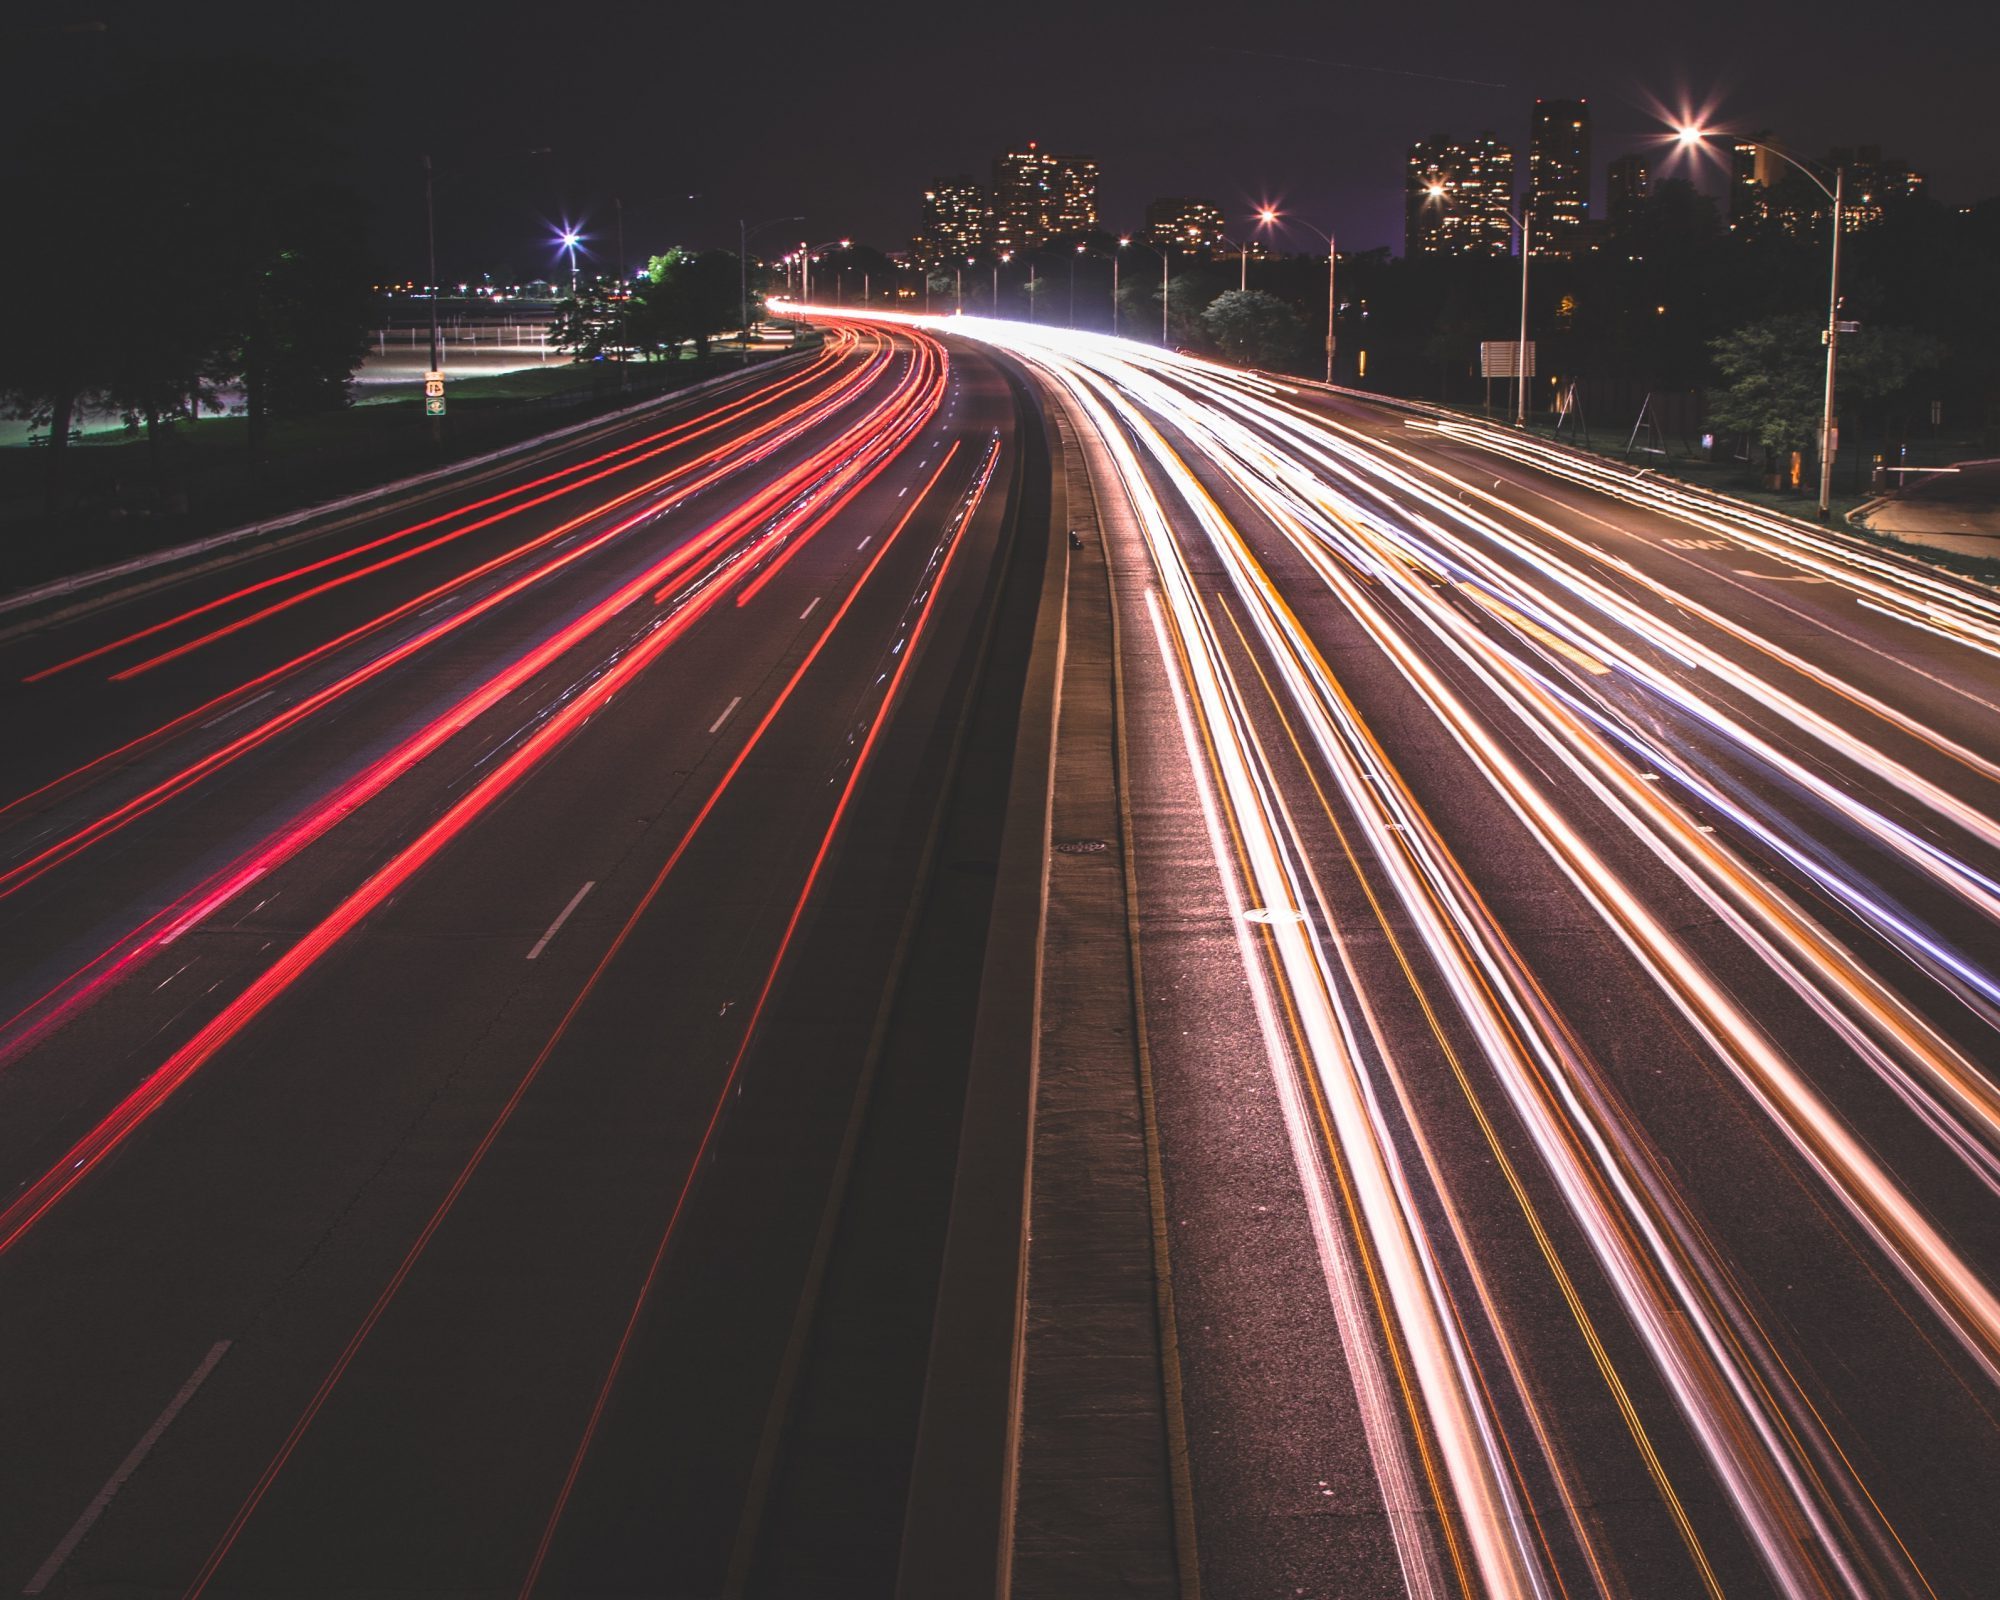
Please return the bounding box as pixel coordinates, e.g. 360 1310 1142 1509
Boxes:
799 238 851 308
740 214 805 344
1258 209 1336 383
1071 243 1084 327
1431 184 1534 428
992 252 1011 314
423 155 441 378
1111 251 1120 336
1120 238 1170 345
558 227 582 295
1217 234 1250 292
1679 125 1846 519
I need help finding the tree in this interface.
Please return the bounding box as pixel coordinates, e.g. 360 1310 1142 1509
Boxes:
0 54 373 490
1708 311 1944 477
631 248 743 358
1202 291 1307 372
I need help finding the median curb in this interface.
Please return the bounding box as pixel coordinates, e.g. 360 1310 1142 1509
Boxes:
1007 380 1199 1599
0 355 805 637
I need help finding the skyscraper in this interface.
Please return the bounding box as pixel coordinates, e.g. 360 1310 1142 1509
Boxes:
915 176 989 266
989 142 1098 252
1144 197 1227 252
1528 98 1591 256
1050 157 1099 237
1405 134 1515 258
1606 154 1650 215
1729 134 1779 228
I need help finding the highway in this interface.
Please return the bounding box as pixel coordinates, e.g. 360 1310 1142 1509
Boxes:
927 317 2000 1600
0 327 1034 1595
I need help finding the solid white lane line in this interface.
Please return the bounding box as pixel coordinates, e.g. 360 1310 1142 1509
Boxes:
25 1341 232 1595
709 696 743 735
800 596 821 620
526 880 595 961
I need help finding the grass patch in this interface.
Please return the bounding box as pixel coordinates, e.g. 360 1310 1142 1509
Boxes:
0 350 786 594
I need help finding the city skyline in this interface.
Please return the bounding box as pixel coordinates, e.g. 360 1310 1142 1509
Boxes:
12 1 1993 279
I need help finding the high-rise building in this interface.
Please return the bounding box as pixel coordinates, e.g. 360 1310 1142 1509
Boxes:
990 144 1053 253
1606 154 1650 215
1528 97 1591 255
915 176 989 266
1729 134 1780 227
1405 134 1515 258
1831 145 1927 229
1051 157 1099 237
989 142 1098 252
1144 197 1227 252
1729 138 1924 236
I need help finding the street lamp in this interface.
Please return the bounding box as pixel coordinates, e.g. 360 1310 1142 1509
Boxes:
1120 237 1169 346
799 238 851 307
1217 233 1250 292
1677 124 1846 519
1258 207 1336 383
558 226 583 294
992 251 1011 314
1071 242 1085 328
739 214 805 344
1422 186 1535 426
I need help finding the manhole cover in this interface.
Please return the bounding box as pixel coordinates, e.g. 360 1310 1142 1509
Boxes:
1053 838 1110 855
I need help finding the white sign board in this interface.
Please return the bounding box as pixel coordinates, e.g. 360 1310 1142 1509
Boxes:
1480 341 1536 379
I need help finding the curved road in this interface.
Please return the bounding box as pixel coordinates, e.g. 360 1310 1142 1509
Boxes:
0 326 1030 1596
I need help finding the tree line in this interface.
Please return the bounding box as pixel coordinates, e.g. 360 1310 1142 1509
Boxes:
0 56 374 502
552 248 752 362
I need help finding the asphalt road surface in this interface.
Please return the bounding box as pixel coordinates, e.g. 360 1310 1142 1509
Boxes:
0 327 1030 1596
943 318 2000 1600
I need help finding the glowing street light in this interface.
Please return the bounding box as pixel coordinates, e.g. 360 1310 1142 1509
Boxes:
1677 124 1846 519
1217 232 1251 293
799 238 851 306
1418 184 1535 426
1257 208 1337 383
557 227 583 294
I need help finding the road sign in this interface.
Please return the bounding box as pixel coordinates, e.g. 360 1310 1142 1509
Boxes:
1479 340 1536 378
425 396 446 417
423 369 445 399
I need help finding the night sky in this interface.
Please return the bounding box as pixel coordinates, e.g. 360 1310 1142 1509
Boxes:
13 0 1998 280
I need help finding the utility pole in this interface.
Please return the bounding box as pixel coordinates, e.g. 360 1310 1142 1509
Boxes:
424 154 442 442
1674 126 1847 519
424 155 441 376
1515 209 1531 427
1819 165 1845 521
1324 233 1336 384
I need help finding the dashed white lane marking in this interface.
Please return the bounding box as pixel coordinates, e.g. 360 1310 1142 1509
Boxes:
25 1340 233 1595
708 696 743 735
800 596 821 620
197 689 274 731
527 880 596 961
